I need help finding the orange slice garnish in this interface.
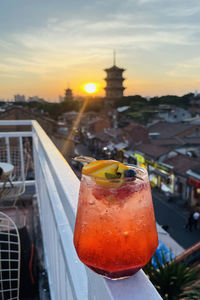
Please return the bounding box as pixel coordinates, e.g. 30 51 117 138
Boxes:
83 160 116 176
82 160 129 187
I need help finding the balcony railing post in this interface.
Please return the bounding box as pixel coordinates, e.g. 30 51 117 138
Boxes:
19 136 25 182
5 136 11 163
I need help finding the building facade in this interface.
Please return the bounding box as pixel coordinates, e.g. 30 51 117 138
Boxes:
14 94 26 102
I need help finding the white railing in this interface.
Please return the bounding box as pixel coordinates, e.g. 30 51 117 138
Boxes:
0 120 162 300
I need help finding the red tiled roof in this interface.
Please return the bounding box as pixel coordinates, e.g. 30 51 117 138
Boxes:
94 131 110 142
163 154 200 174
183 137 200 144
150 136 200 146
123 123 146 132
91 119 111 134
123 123 149 144
148 121 193 138
150 138 183 146
133 143 170 159
106 128 123 137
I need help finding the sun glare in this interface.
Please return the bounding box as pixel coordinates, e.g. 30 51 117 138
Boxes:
84 83 97 94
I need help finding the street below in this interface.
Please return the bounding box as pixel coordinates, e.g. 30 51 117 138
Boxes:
153 190 200 250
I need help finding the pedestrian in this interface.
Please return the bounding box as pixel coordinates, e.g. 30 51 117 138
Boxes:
185 211 200 232
185 212 194 232
193 211 200 230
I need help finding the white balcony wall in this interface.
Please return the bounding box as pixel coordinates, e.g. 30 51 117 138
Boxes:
0 120 162 300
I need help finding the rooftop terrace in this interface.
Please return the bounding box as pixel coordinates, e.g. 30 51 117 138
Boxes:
0 120 162 300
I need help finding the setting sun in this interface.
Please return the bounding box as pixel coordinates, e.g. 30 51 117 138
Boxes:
84 83 97 94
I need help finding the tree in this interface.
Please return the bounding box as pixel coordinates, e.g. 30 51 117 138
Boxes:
143 252 200 300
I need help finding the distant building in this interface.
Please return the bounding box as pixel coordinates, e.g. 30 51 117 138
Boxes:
186 167 200 207
104 53 126 100
58 95 64 102
27 96 45 103
14 94 26 102
65 88 73 100
59 111 78 125
158 107 191 123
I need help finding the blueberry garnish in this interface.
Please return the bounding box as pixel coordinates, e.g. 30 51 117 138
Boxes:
124 169 137 178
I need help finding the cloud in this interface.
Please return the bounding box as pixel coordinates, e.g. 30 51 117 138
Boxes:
167 56 200 78
137 0 161 4
0 10 198 80
166 5 200 17
13 14 197 52
0 39 15 50
1 0 200 98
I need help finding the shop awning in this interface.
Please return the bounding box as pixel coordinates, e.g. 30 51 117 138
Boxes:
151 169 170 180
187 169 200 181
123 150 135 158
114 142 128 151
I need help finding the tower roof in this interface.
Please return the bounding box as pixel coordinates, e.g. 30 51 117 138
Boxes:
104 65 125 72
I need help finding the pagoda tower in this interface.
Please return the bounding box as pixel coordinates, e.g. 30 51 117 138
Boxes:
104 52 126 100
64 87 73 100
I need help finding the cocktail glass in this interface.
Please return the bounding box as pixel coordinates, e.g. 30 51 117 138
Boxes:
73 165 158 280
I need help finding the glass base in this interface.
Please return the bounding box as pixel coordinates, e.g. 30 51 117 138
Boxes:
87 264 142 280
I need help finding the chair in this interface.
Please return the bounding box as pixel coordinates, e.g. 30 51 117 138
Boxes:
0 137 33 203
0 211 21 300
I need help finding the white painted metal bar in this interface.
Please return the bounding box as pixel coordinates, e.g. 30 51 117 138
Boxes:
0 120 32 126
19 136 25 182
31 120 162 300
5 137 11 164
0 180 35 187
0 232 18 237
0 250 19 254
0 241 18 245
0 259 19 262
0 132 32 137
0 212 21 300
32 128 87 299
0 288 18 292
32 120 79 230
0 129 32 200
1 269 18 272
1 279 18 282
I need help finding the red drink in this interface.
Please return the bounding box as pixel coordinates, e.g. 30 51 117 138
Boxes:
73 165 158 279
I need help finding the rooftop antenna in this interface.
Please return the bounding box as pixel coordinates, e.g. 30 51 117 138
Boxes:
113 50 116 66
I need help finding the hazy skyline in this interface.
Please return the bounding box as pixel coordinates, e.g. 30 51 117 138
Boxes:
1 0 200 101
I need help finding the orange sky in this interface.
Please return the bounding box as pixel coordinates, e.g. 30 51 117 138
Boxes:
1 0 200 101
